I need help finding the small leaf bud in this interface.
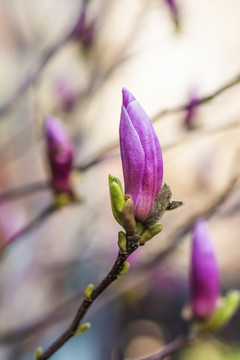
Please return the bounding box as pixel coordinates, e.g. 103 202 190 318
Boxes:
109 174 125 225
35 347 43 359
84 284 94 300
119 262 130 276
139 224 163 245
118 231 127 253
76 322 91 335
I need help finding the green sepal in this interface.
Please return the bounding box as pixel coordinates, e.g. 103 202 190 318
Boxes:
109 174 125 225
119 262 130 276
202 290 240 333
84 284 94 299
121 195 137 236
35 347 43 359
136 221 145 236
118 231 127 253
139 224 163 245
53 192 71 208
76 322 91 334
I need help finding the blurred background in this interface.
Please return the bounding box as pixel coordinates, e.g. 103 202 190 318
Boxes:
0 0 240 359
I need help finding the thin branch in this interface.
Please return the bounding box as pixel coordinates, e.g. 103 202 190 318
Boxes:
0 1 88 118
0 181 50 204
76 71 240 171
137 334 198 360
151 72 240 122
1 114 238 204
0 174 237 345
140 174 239 271
0 36 71 117
0 6 148 201
0 204 56 254
38 236 139 360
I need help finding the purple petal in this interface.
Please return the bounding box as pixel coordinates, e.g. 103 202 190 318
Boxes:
122 87 136 108
120 105 145 212
121 88 163 221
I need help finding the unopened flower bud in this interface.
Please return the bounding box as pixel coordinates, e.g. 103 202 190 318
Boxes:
54 78 76 112
184 90 199 130
73 8 96 48
120 88 163 223
190 220 219 318
45 116 74 193
165 0 180 31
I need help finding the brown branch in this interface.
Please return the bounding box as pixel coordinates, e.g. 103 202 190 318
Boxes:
38 236 139 360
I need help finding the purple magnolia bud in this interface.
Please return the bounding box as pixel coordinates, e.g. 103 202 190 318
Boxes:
184 90 199 130
190 219 220 318
45 116 74 192
166 0 178 17
73 9 96 48
120 88 163 222
165 0 180 31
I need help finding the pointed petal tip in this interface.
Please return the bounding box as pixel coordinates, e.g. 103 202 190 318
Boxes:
122 87 136 108
193 219 215 254
193 218 205 233
45 115 62 135
44 115 70 145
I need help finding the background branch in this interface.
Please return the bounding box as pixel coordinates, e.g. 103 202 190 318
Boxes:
0 204 56 254
137 334 198 360
0 181 50 204
151 72 240 122
0 1 87 118
76 71 240 171
0 174 237 346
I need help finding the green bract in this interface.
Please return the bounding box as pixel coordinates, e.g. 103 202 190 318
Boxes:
203 290 240 333
109 174 125 225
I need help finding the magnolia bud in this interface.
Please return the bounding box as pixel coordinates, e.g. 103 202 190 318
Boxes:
120 88 163 223
45 116 74 193
190 220 219 318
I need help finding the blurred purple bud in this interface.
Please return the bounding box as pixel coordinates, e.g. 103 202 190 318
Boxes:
120 88 163 222
165 0 180 30
45 116 74 192
190 219 220 318
184 90 199 130
73 10 95 48
54 78 76 111
166 0 178 16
